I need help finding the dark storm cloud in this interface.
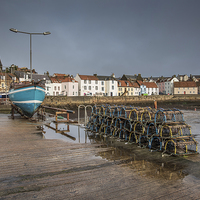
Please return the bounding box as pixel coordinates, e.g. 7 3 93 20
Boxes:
1 0 200 77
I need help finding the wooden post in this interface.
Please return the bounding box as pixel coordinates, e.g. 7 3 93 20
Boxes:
154 100 157 109
55 112 58 122
11 105 14 119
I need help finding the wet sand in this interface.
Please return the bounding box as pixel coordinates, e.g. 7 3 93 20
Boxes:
1 113 200 199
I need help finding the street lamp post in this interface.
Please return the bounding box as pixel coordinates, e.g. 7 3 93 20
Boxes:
9 28 51 81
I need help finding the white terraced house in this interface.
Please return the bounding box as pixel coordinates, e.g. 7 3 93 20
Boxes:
75 74 100 96
94 73 118 96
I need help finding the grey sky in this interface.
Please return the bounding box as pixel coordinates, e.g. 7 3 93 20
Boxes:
1 0 200 77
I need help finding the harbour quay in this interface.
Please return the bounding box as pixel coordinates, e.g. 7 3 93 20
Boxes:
1 112 200 199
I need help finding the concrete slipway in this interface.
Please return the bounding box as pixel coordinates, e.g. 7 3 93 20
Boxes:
0 111 200 199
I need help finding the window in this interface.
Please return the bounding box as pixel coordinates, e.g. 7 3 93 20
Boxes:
84 86 87 90
131 92 133 95
84 80 87 84
101 81 104 85
128 88 130 91
95 86 98 90
112 80 114 84
89 80 91 84
102 87 104 91
89 86 91 90
54 86 56 90
95 80 98 84
112 86 114 90
58 86 60 91
64 85 66 89
2 83 4 88
73 85 74 89
73 92 74 95
131 88 133 91
53 91 55 96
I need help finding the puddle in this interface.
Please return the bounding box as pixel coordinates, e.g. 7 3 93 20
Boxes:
41 110 200 182
88 132 200 181
42 122 91 143
182 110 200 152
85 109 200 181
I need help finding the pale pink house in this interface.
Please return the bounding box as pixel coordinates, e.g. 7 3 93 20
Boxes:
156 79 165 94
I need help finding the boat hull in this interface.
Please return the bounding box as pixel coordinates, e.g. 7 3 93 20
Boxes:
9 85 45 117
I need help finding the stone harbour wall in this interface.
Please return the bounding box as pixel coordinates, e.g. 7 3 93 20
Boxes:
43 94 200 108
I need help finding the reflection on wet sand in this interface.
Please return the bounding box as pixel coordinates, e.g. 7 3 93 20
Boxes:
89 133 190 181
41 122 90 143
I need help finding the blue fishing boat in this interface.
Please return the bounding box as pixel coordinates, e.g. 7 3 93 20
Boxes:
9 83 45 118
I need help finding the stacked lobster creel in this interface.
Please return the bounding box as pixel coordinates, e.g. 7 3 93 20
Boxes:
86 105 198 156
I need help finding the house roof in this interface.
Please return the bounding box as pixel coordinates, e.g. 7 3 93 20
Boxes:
137 81 158 88
58 76 77 83
50 77 60 83
79 75 99 81
53 73 68 77
174 81 197 88
118 80 139 87
121 74 138 81
192 75 200 79
96 75 116 81
32 74 50 82
0 73 15 81
50 76 77 83
196 82 200 86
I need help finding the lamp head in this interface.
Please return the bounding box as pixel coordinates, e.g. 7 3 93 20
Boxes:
9 28 18 33
43 31 51 35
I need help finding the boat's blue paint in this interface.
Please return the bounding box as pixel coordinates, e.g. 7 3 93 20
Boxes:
9 85 45 117
14 102 43 117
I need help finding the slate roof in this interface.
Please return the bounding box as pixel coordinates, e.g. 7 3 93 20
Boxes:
121 74 137 81
32 74 50 82
96 75 116 81
192 75 200 79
